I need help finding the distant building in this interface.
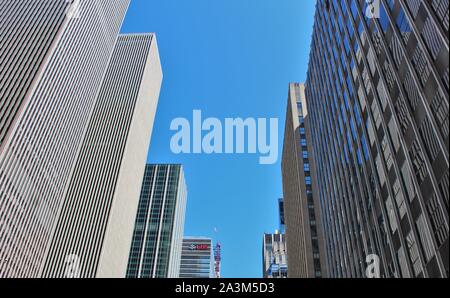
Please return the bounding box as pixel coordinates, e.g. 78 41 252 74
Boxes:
180 237 215 278
126 164 187 278
281 83 328 278
279 198 286 233
263 233 288 278
214 242 222 278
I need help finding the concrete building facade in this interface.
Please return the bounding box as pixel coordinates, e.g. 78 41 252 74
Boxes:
263 233 288 278
179 237 215 278
41 33 162 278
281 83 328 278
0 0 131 278
305 0 449 277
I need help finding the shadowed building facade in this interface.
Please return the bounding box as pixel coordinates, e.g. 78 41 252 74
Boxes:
279 198 286 233
305 0 448 277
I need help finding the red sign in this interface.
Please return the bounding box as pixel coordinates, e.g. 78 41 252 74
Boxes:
195 244 210 250
189 244 210 251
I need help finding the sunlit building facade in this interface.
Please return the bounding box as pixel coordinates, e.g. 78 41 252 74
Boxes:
42 34 162 278
263 233 288 278
179 237 215 278
0 0 131 278
282 83 328 278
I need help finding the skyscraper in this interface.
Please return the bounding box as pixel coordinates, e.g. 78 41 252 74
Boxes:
179 237 215 278
126 164 187 278
0 0 131 278
305 0 449 277
263 233 288 278
281 83 328 278
41 33 162 278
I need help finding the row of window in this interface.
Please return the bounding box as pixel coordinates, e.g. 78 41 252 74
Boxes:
305 0 448 278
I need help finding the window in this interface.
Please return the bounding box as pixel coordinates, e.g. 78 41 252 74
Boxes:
388 118 401 152
421 17 444 60
377 80 389 111
304 163 310 172
439 170 449 210
383 60 397 91
376 154 386 186
299 116 305 125
362 135 370 160
385 196 398 232
371 99 382 129
412 46 431 86
382 136 394 170
419 117 441 162
394 95 410 135
403 70 420 112
425 193 449 249
397 248 411 278
358 85 366 112
303 151 309 159
406 232 423 276
393 180 407 219
431 90 449 139
409 141 427 184
431 0 449 31
306 176 312 185
396 9 412 43
378 2 390 32
405 0 421 17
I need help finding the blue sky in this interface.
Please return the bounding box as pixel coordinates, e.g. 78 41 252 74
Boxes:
121 0 316 278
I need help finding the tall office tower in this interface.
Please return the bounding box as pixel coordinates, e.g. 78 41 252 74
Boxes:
305 0 449 278
0 0 131 278
41 34 162 278
279 198 286 233
179 237 215 278
126 165 187 278
262 233 288 278
281 83 328 278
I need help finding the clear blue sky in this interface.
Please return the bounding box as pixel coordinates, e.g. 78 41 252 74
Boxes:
121 0 316 278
